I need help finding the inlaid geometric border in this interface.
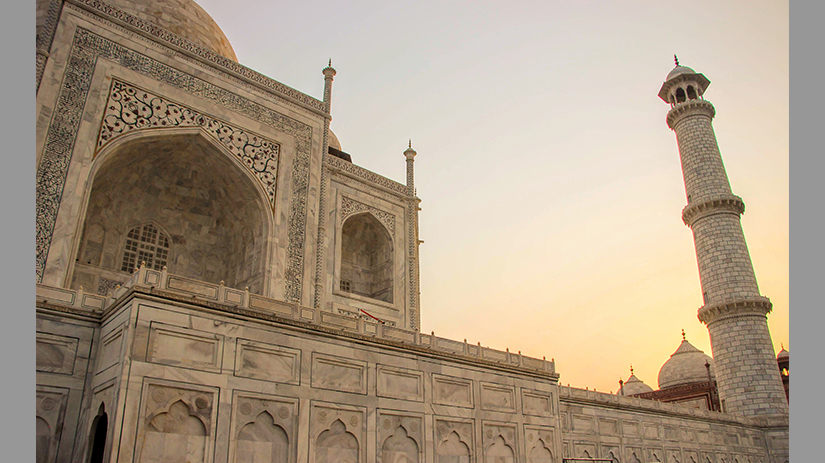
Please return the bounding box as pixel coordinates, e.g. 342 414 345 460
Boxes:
97 79 281 208
341 196 395 237
35 28 311 303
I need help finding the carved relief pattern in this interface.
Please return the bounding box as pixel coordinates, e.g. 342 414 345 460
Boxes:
483 423 516 463
139 384 214 463
98 80 281 207
525 427 555 463
407 198 418 330
341 197 395 237
377 413 423 463
435 419 473 463
36 28 311 302
326 155 408 195
311 405 363 463
72 0 324 111
233 396 296 463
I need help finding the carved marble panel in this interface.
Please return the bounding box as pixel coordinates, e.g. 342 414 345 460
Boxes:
434 418 474 463
664 426 680 441
147 323 224 373
311 353 368 395
645 447 665 463
601 444 621 463
235 339 301 385
480 383 516 413
622 420 640 438
644 423 661 439
571 414 594 433
598 418 619 436
135 381 218 463
521 389 552 417
230 392 298 463
625 447 644 463
36 333 78 375
377 410 423 463
433 374 474 408
36 387 69 463
666 448 684 463
310 403 365 463
683 450 699 463
482 422 517 463
573 441 597 460
524 426 555 463
97 324 125 373
377 365 424 402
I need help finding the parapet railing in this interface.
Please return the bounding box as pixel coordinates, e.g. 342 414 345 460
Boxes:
558 384 752 425
36 263 556 376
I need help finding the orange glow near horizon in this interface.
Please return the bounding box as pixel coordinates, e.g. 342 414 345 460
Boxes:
198 0 789 394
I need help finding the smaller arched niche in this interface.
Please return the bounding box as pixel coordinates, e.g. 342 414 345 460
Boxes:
88 404 108 463
340 213 393 303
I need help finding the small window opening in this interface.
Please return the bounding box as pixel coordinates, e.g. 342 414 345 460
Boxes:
675 87 686 103
340 213 393 303
340 280 352 292
687 85 697 100
121 224 169 273
702 291 708 304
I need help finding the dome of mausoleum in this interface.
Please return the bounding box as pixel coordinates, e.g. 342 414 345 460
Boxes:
666 65 696 81
104 0 238 62
328 130 342 151
657 338 714 390
618 373 654 396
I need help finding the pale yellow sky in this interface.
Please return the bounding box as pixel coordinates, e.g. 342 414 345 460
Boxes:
197 0 789 393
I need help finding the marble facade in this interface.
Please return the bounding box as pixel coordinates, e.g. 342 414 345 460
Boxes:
35 2 788 463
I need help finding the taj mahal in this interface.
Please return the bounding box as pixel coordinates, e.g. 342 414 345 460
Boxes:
35 1 790 463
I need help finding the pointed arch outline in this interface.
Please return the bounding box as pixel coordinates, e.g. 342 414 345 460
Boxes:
68 126 276 295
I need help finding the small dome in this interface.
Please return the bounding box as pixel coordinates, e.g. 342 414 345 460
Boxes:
777 347 789 360
104 0 238 62
618 373 654 396
658 339 714 390
328 130 342 151
666 65 696 81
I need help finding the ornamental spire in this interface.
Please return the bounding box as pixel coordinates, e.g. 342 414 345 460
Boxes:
674 54 679 66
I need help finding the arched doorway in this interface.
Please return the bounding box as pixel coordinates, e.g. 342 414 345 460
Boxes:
88 404 108 463
340 213 393 303
71 131 273 296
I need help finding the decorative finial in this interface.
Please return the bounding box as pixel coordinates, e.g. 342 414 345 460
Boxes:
409 139 412 148
781 343 784 350
329 58 332 67
630 364 634 375
682 329 686 341
674 54 679 67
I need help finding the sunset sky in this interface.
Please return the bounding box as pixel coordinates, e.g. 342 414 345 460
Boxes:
196 0 789 393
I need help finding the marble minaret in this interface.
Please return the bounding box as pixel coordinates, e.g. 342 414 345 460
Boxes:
660 57 788 416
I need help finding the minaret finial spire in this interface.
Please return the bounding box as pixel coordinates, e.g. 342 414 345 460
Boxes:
682 329 686 341
630 364 634 375
409 139 412 148
329 58 332 67
674 54 679 67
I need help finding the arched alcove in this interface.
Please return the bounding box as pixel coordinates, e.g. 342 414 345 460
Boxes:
72 131 272 295
687 85 697 100
340 213 393 303
88 404 108 463
675 87 686 103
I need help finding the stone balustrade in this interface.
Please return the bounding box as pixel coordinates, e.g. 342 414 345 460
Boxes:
37 263 556 376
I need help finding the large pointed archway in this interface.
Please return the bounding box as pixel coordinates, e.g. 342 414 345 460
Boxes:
71 129 273 296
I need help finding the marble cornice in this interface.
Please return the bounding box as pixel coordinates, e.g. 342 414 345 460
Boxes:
682 195 745 227
698 296 772 325
667 99 716 130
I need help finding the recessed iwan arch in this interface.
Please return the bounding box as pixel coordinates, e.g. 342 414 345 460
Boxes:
70 128 275 296
339 211 394 303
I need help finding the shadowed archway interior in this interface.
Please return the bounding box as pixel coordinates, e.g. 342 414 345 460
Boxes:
72 132 271 295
